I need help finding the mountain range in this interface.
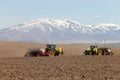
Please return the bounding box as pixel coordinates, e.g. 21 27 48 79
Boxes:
0 18 120 44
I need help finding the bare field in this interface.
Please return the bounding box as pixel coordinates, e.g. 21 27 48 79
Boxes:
0 41 120 80
0 56 120 80
0 41 89 57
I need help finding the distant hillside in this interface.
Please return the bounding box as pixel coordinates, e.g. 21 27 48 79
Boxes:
0 18 120 43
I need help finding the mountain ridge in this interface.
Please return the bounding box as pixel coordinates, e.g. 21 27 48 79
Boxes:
0 18 120 43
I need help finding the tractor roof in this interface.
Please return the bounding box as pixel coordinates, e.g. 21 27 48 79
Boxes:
46 44 56 46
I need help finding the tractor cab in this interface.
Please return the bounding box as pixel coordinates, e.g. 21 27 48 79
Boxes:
90 45 98 50
46 44 56 51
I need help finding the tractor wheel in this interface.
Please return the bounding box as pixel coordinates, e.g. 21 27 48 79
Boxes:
89 51 93 55
59 53 62 56
51 50 55 56
55 51 59 56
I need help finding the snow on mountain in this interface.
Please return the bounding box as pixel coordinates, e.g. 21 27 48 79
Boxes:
0 18 120 43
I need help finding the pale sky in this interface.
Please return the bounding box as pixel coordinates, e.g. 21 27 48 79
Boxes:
0 0 120 28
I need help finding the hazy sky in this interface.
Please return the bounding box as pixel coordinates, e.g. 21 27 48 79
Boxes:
0 0 120 28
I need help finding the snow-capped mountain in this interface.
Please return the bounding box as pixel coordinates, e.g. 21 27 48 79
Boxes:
0 18 120 43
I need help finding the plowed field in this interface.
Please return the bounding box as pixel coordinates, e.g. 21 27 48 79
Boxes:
0 41 120 80
0 56 120 80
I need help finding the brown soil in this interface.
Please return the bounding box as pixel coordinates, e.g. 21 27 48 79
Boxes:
0 41 89 57
0 41 120 80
